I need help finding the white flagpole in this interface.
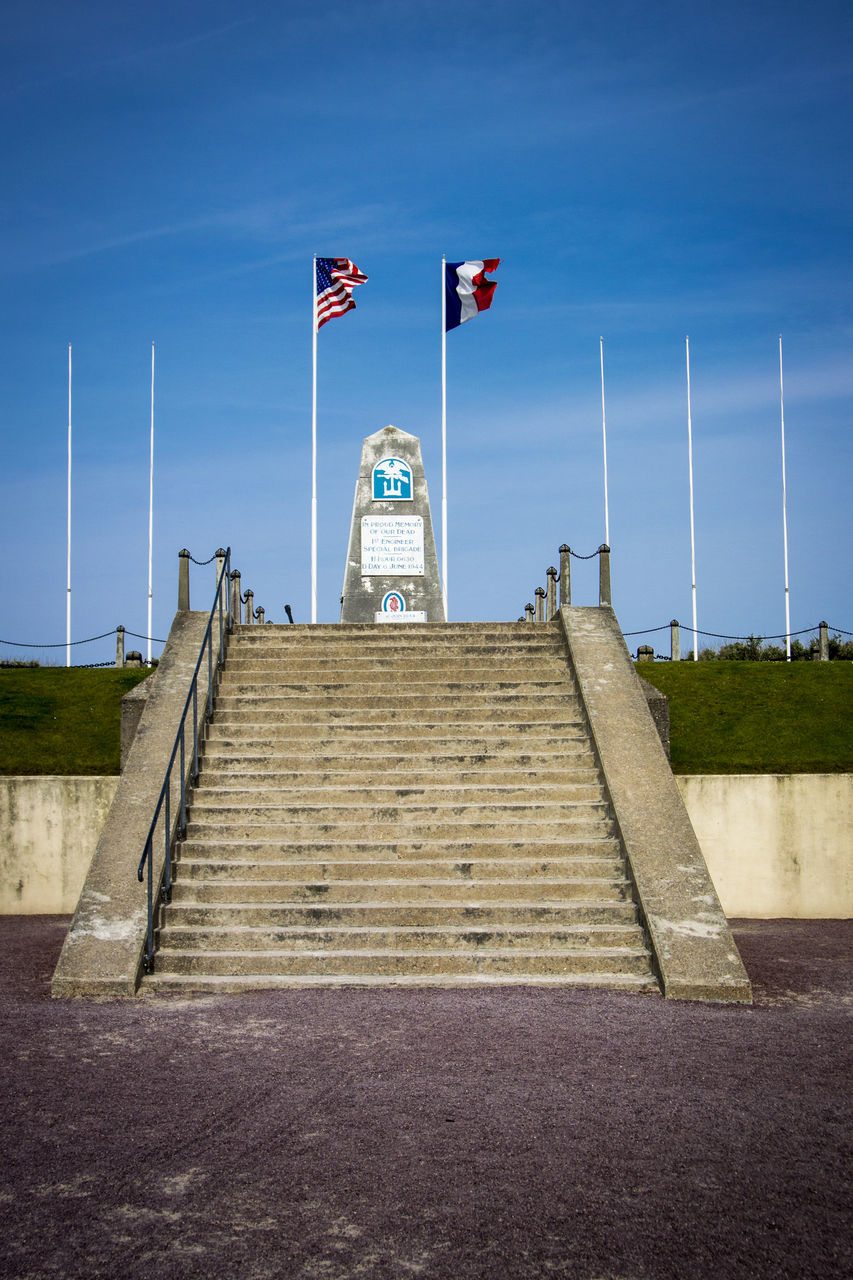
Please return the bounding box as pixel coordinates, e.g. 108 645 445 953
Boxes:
66 344 72 668
311 256 318 624
147 342 155 665
779 335 791 661
685 335 698 661
600 336 610 547
441 255 448 620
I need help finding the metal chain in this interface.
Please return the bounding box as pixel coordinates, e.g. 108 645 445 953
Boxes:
622 625 671 637
124 630 167 643
0 629 117 649
569 548 602 560
624 624 821 641
187 551 220 566
0 627 165 649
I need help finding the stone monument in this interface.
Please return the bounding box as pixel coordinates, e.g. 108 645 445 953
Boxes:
340 425 446 623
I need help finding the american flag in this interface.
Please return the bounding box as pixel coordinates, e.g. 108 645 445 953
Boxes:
315 257 368 329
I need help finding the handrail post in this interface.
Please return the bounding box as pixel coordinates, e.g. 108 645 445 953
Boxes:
535 586 545 622
208 634 214 719
179 728 187 839
163 786 171 903
230 569 241 625
559 545 571 610
244 588 254 624
225 548 232 631
145 834 154 972
545 567 557 620
178 549 191 611
598 544 611 607
115 625 125 668
192 681 199 783
819 620 829 661
524 603 534 623
256 606 265 624
215 548 227 595
670 619 680 662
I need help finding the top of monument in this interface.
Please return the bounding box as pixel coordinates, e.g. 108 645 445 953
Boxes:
365 423 418 443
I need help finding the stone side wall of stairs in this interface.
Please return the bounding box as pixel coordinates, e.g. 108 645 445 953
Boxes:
146 622 659 993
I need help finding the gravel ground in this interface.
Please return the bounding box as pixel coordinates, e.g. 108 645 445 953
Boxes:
0 916 850 1280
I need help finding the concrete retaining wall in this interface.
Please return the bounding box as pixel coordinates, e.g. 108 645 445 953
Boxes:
0 777 119 913
2 773 851 919
677 774 853 919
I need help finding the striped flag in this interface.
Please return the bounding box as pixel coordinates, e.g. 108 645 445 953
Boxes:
315 257 368 330
444 259 500 331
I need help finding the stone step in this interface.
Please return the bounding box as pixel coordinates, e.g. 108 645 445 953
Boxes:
211 706 583 729
219 665 571 686
168 877 632 904
184 817 615 843
156 921 646 953
175 854 625 882
150 944 652 978
144 970 660 993
228 622 563 644
201 732 592 756
187 796 610 820
177 836 621 861
214 683 576 706
189 782 605 807
164 900 640 928
196 765 602 788
226 636 566 654
205 720 587 743
221 646 568 664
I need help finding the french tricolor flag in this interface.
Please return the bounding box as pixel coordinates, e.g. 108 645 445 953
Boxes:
444 259 500 331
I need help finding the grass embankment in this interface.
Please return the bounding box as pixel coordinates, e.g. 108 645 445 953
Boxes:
0 662 849 777
637 660 853 774
0 668 151 775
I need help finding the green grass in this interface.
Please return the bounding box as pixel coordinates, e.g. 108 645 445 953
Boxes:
1 661 849 777
0 667 151 775
637 660 853 774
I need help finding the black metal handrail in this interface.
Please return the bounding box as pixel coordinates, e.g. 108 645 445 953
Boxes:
137 548 232 974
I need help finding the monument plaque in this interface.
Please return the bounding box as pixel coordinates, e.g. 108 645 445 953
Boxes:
361 515 424 575
340 424 446 623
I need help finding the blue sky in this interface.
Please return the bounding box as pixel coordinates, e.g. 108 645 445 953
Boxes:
1 0 851 661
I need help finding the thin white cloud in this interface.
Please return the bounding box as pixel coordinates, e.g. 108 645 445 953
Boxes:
0 17 256 101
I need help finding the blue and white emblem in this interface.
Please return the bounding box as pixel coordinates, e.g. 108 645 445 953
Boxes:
372 457 413 501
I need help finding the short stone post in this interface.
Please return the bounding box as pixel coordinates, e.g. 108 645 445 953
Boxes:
559 545 571 610
125 650 143 668
546 567 558 620
256 606 265 625
244 589 254 624
598 544 611 607
670 619 680 663
524 603 534 624
230 570 242 624
178 549 191 611
535 586 546 622
115 625 125 668
637 644 655 663
819 620 829 661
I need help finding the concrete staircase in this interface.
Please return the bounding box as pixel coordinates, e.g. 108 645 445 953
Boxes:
145 622 659 993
